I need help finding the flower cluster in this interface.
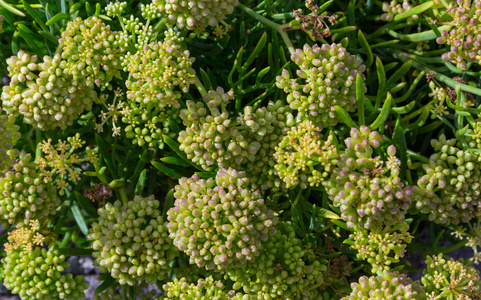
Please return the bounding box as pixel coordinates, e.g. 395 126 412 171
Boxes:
350 222 412 273
381 1 419 24
167 168 278 271
121 32 196 148
421 254 481 299
152 0 239 31
1 223 88 300
342 270 425 299
178 87 248 169
59 16 122 89
0 107 20 172
274 120 338 189
179 88 294 190
276 43 366 128
1 51 97 130
88 195 178 286
415 134 481 225
162 276 235 299
436 0 481 70
0 151 60 226
238 101 294 191
225 221 327 299
36 133 98 195
324 126 412 229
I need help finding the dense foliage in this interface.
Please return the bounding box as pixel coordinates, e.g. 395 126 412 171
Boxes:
1 0 481 299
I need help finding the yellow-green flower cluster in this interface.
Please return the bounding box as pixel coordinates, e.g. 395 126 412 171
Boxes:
276 43 366 128
350 222 412 273
0 151 60 227
274 120 338 189
36 133 98 195
152 0 239 31
342 270 425 300
324 126 412 229
0 107 20 172
59 16 122 89
1 224 88 300
88 195 178 286
1 51 97 130
121 32 196 148
167 168 278 271
421 254 481 299
415 134 481 225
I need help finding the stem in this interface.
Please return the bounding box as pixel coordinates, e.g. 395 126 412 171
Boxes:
35 129 43 159
119 187 129 206
279 31 296 56
407 150 430 164
238 4 281 31
394 50 481 97
194 75 207 97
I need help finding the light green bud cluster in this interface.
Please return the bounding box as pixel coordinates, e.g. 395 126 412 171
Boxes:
415 134 481 225
0 107 20 172
239 100 295 191
59 16 122 89
152 0 239 31
167 168 278 271
381 1 418 24
226 221 327 299
274 120 337 189
1 50 97 130
421 254 481 299
350 222 412 273
88 195 178 286
179 88 294 191
121 34 196 148
162 276 234 299
342 270 425 300
0 151 59 227
324 126 412 229
275 43 366 128
0 246 88 300
178 87 251 169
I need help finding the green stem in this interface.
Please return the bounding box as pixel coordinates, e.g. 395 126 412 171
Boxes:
279 31 296 56
407 150 430 164
0 0 25 16
238 4 281 31
394 50 481 97
194 75 207 97
35 129 43 160
119 187 129 206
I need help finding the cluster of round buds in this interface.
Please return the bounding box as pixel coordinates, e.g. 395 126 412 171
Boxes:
436 0 481 70
105 1 127 17
350 222 412 273
59 16 122 89
162 276 238 299
178 87 252 169
0 151 60 227
381 1 419 24
275 43 366 128
324 126 412 229
88 195 178 286
1 51 97 130
0 107 20 172
1 234 88 300
122 35 196 148
239 101 295 191
341 270 425 300
225 221 327 299
415 134 481 225
167 168 278 271
274 120 337 189
152 0 239 31
421 254 481 299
